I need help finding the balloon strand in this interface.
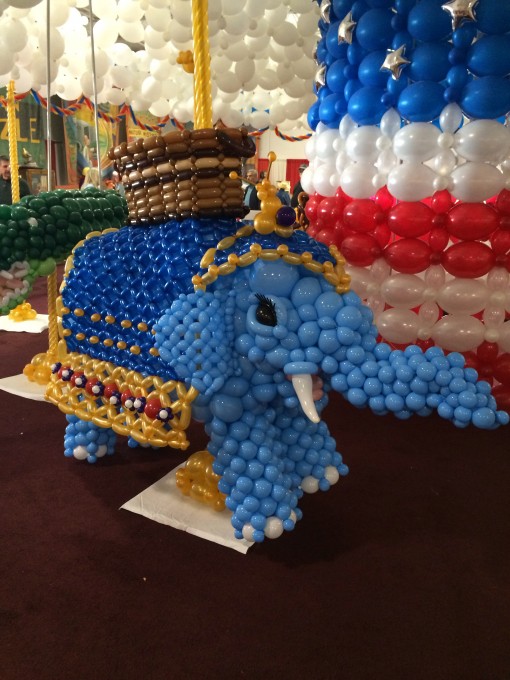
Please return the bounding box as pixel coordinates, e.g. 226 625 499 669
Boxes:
191 0 213 129
47 269 59 358
7 81 20 204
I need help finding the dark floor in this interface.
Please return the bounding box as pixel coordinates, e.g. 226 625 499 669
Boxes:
1 275 510 680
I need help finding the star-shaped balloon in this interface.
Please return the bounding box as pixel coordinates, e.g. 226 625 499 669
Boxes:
314 64 327 91
441 0 479 31
338 11 356 44
320 0 331 24
380 45 411 79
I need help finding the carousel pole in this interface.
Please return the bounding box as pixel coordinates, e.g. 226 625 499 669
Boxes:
191 0 213 130
88 0 102 188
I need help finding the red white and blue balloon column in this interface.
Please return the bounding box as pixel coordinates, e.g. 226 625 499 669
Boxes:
305 0 510 411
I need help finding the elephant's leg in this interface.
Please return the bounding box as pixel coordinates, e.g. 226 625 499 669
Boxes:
208 409 303 543
64 415 116 463
277 412 349 494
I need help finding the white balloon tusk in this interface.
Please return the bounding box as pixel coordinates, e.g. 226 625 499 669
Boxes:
291 374 320 424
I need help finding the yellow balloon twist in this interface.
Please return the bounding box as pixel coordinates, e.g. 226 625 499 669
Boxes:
191 0 213 129
176 450 226 511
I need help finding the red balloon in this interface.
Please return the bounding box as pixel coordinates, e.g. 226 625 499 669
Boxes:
374 223 391 248
315 228 337 246
446 203 499 241
307 224 319 238
374 186 395 211
490 229 510 255
430 190 453 214
493 354 510 386
316 196 343 229
442 242 495 278
429 227 449 253
343 199 383 233
491 384 510 412
387 201 434 238
463 351 480 372
477 341 499 364
144 397 162 419
305 195 320 223
340 233 381 267
384 238 432 273
496 189 510 216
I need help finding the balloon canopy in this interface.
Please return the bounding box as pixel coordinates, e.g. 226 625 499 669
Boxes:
0 0 320 133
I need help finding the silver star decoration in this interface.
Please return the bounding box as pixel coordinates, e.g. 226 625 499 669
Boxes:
338 11 356 44
320 0 331 24
441 0 479 31
314 64 327 91
380 45 411 80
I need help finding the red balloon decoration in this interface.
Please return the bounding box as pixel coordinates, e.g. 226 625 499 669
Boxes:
447 203 499 241
387 201 434 238
341 233 381 267
442 242 495 278
343 199 384 233
384 238 432 274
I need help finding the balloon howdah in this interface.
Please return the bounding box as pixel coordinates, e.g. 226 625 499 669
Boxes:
45 127 508 545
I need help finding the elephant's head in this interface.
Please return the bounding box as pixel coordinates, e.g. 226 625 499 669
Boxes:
154 226 508 542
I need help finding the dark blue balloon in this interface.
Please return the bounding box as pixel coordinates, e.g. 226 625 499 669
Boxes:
446 65 471 90
391 13 406 31
318 85 332 101
344 78 362 101
319 93 343 125
316 38 328 64
460 76 510 119
398 81 445 122
408 43 450 81
452 23 477 50
358 50 388 87
392 30 413 50
326 59 349 93
307 101 321 131
332 0 353 20
467 35 510 77
395 0 414 15
326 23 349 59
356 8 394 50
343 63 358 79
407 0 452 42
476 0 510 35
367 0 393 6
387 75 408 97
351 1 369 21
347 42 367 65
347 85 387 124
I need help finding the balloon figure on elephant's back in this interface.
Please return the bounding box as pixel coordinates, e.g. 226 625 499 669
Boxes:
47 128 509 545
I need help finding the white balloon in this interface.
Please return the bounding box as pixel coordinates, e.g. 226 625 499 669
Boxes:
38 26 64 60
225 12 250 35
93 19 118 49
250 109 270 129
314 163 337 197
377 308 419 344
276 61 294 86
284 100 305 121
273 21 299 47
380 108 402 138
118 20 144 43
91 0 116 20
339 114 356 139
300 165 315 194
450 162 505 202
118 0 143 22
56 73 82 100
225 40 249 61
110 65 132 88
80 73 103 98
258 69 279 90
345 126 381 162
431 315 485 352
8 0 42 8
144 26 166 49
437 279 489 315
387 163 436 201
221 107 244 127
297 11 320 36
393 123 440 162
85 49 110 79
102 87 126 105
145 6 170 30
166 21 192 45
2 18 27 52
268 102 286 126
346 266 376 299
432 150 457 175
110 43 135 66
380 274 426 308
315 129 339 160
439 102 463 134
235 59 255 84
222 0 247 15
455 120 510 164
293 55 317 80
149 97 170 117
150 59 170 81
12 66 32 94
340 162 377 199
141 76 162 101
247 16 267 37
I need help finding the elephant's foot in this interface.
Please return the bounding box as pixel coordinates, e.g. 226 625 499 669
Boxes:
175 450 226 512
64 415 116 463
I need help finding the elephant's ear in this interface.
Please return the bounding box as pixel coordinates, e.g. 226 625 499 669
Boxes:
154 288 236 398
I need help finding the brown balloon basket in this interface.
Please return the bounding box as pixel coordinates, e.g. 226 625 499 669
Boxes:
108 127 256 224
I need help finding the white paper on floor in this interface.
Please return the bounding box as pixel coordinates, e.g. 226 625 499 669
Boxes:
0 314 49 333
0 374 47 401
121 465 254 554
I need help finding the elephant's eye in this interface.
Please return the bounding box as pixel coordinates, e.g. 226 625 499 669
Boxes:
255 293 277 326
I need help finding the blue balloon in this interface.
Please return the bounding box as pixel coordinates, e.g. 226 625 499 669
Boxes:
367 0 393 7
446 65 470 90
351 1 369 21
409 43 450 81
348 85 387 124
356 8 394 50
307 101 321 130
391 30 413 51
358 50 388 87
452 23 477 49
476 0 510 35
347 42 368 66
332 0 353 21
387 75 408 97
461 77 510 119
398 81 445 122
407 0 452 42
326 23 349 59
344 78 362 101
326 59 347 92
467 35 510 77
316 38 328 64
319 93 343 125
318 85 332 101
395 0 414 14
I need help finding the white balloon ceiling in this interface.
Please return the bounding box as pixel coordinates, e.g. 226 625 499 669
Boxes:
0 0 319 133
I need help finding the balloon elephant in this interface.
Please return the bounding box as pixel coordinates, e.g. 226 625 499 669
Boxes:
48 216 509 543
